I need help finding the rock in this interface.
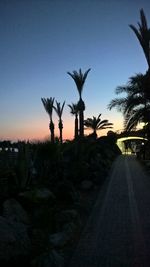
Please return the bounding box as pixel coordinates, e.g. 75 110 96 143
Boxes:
19 188 56 204
55 209 81 231
0 177 9 200
35 188 55 201
49 232 68 248
145 161 150 167
49 222 77 248
3 198 30 224
31 229 47 255
56 181 80 204
62 222 77 235
31 250 64 267
0 216 31 263
80 180 93 191
55 209 79 225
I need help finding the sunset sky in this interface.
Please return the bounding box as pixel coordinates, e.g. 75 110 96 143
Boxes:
0 0 150 141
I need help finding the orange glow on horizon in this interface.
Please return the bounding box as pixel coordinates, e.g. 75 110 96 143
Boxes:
0 114 123 142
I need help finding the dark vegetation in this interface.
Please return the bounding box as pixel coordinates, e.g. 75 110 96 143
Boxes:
108 8 150 162
108 9 150 139
0 137 120 267
0 62 115 267
0 7 150 267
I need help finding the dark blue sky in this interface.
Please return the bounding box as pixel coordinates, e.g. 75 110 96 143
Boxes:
0 0 150 140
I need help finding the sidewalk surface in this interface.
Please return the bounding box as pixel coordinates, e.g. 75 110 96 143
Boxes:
68 155 150 267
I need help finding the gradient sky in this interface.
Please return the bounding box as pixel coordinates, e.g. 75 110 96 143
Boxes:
0 0 150 141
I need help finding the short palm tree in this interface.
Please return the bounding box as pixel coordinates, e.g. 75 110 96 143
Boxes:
67 68 91 138
41 97 55 143
129 9 150 70
68 103 79 139
54 100 65 143
84 114 113 139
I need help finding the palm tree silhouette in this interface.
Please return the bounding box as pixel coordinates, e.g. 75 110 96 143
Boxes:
84 114 113 139
68 103 79 139
67 68 91 138
129 9 150 71
41 97 55 143
54 101 65 143
108 73 150 131
124 107 150 132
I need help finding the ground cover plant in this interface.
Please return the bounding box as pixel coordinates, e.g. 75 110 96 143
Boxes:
0 136 120 267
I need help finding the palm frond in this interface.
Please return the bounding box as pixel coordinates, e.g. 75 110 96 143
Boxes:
67 68 91 97
97 120 113 130
115 85 131 95
124 104 150 131
68 103 79 115
129 9 150 68
54 101 65 119
124 95 146 115
140 9 148 30
108 98 127 111
125 109 142 131
41 97 55 120
84 114 113 132
129 24 143 44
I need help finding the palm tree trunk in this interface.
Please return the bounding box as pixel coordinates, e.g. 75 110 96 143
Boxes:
78 98 85 138
59 120 63 143
79 110 84 137
75 115 78 139
145 70 150 100
147 123 150 140
49 121 55 143
93 129 97 139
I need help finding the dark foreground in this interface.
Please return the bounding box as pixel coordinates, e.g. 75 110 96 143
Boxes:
68 155 150 267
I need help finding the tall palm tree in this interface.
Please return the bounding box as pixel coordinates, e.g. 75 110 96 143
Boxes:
84 114 113 139
41 97 55 143
129 9 150 71
54 100 65 143
67 68 91 138
108 73 150 132
68 103 79 139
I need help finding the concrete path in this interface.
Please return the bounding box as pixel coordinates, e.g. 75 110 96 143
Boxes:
68 155 150 267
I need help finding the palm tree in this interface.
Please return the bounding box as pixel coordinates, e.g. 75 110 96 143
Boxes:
129 9 150 71
84 114 113 139
67 68 91 138
124 106 150 131
54 100 65 143
41 97 55 143
108 73 150 132
68 103 79 139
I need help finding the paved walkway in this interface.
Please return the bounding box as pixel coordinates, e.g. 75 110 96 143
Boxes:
68 155 150 267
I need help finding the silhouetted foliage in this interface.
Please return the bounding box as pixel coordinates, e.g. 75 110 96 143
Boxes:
68 103 79 139
54 100 65 143
67 68 91 137
0 137 121 266
84 114 113 139
129 9 150 70
41 97 55 142
108 73 150 136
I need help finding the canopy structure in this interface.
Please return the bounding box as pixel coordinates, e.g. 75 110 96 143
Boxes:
117 136 148 154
